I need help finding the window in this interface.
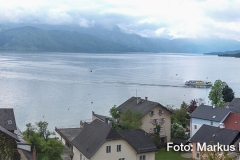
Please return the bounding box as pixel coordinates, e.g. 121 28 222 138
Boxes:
117 145 121 152
194 125 197 129
160 127 163 132
196 152 200 158
211 121 213 125
149 111 154 116
119 158 125 160
106 146 111 153
8 120 12 124
80 154 82 160
158 110 163 115
139 155 146 160
161 118 165 123
152 119 157 125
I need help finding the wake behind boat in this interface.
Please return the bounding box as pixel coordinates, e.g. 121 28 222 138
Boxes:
185 80 212 87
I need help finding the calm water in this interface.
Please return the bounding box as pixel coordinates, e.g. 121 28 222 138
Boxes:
0 52 240 131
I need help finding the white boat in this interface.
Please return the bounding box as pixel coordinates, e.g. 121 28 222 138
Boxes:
185 80 212 86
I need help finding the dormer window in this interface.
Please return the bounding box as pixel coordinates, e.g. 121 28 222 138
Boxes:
213 116 216 118
8 120 12 124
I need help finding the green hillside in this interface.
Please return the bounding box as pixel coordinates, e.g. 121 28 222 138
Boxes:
0 26 140 52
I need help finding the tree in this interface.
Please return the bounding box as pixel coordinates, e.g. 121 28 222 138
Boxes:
120 108 142 130
36 121 55 141
222 85 235 102
23 121 63 159
208 80 226 107
171 122 188 140
109 105 120 119
171 102 190 128
41 139 64 160
188 99 198 114
150 124 161 148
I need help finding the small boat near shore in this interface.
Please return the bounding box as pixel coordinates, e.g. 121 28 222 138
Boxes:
185 80 212 87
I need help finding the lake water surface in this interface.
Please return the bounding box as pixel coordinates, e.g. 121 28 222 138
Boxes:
0 52 240 131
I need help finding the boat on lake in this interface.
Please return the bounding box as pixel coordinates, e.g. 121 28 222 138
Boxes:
185 80 212 87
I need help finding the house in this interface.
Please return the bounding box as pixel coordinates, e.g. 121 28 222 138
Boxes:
189 124 240 159
92 111 111 123
0 108 32 159
56 119 158 160
226 98 240 113
116 96 172 142
223 113 240 130
189 105 230 137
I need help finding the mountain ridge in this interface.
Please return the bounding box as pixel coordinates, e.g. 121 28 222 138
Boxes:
1 25 240 53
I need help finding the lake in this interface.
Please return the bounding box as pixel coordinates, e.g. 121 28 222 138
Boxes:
0 52 240 131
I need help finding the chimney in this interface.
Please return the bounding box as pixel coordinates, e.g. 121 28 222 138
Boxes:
145 97 148 100
219 123 225 129
104 118 109 124
32 147 36 160
137 97 141 104
80 120 85 128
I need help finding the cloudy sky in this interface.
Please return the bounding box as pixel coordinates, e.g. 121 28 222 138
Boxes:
1 0 240 40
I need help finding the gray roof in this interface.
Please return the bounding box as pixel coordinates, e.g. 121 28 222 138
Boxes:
118 129 158 153
72 119 158 158
93 112 110 121
15 127 29 145
0 125 19 141
72 119 122 159
227 98 240 113
117 97 171 116
56 127 83 142
189 124 240 145
190 105 230 122
0 108 17 130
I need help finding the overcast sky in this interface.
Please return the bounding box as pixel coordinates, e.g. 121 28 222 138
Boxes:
1 0 240 40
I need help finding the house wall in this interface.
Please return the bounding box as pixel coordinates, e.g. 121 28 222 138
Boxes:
73 139 156 160
73 146 89 160
190 118 220 137
141 105 171 142
91 139 137 160
191 142 237 160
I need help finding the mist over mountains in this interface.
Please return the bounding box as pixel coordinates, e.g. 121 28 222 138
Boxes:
1 24 240 53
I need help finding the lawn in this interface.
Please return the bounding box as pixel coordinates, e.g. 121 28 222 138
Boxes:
155 148 193 160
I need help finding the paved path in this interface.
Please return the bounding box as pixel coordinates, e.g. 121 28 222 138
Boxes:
18 149 28 160
61 145 72 160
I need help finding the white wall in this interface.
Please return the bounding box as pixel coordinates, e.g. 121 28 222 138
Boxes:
190 118 220 137
73 139 156 160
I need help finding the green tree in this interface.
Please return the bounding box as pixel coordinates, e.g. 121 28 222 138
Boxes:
171 102 190 128
109 105 120 119
23 121 63 159
171 122 188 140
120 108 142 130
222 85 235 102
36 121 55 141
208 80 226 107
41 139 64 160
150 124 161 148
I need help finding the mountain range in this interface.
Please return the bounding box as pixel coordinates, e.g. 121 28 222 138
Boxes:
1 24 240 53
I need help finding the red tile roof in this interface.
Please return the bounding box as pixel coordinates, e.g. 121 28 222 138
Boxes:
223 113 240 130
